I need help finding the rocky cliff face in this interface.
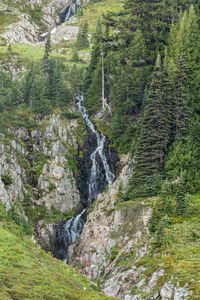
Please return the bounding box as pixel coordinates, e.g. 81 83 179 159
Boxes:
0 112 81 249
0 0 81 45
68 155 193 300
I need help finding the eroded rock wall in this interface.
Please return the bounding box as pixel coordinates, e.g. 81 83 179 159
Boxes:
68 155 193 300
0 113 81 249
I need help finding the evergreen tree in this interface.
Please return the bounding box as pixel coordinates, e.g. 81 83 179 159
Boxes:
168 6 200 113
94 15 103 41
83 17 103 94
174 55 189 141
7 44 12 53
175 176 188 216
71 49 79 62
165 141 200 193
82 20 89 49
43 31 52 75
154 216 169 248
135 54 170 175
128 54 171 197
76 21 89 50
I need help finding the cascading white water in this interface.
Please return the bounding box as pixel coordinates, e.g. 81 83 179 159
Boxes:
64 5 72 22
77 93 115 203
60 94 115 261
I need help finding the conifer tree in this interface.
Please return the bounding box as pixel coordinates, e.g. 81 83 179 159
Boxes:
76 21 89 50
128 54 171 197
154 216 169 248
135 54 170 175
43 31 52 75
168 6 200 113
175 176 188 216
71 49 79 62
83 17 102 93
7 44 12 53
174 55 189 142
94 15 102 41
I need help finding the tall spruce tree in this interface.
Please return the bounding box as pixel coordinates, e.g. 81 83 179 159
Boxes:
174 55 189 141
175 175 188 216
168 6 200 113
76 21 89 50
43 31 52 75
128 54 171 197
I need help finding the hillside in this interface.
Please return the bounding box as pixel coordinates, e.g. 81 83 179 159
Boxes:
0 0 200 300
0 210 116 300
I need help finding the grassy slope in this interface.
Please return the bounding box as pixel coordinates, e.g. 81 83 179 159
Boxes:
0 0 123 68
0 224 117 300
131 193 200 299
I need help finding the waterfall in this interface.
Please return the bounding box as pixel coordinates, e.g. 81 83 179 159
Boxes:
57 94 115 261
77 94 115 203
64 5 73 22
60 1 80 23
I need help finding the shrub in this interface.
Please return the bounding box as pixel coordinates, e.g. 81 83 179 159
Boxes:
49 183 56 191
110 245 119 261
1 173 13 186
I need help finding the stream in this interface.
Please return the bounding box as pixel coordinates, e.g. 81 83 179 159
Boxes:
57 94 115 262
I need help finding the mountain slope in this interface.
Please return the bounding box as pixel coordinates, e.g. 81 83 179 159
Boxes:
0 220 117 300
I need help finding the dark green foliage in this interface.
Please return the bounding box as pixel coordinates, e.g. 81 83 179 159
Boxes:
1 173 13 186
110 245 119 261
76 21 89 50
165 141 200 193
7 44 12 53
174 55 189 141
49 183 56 191
175 176 189 216
8 204 32 235
42 31 51 75
126 174 163 200
127 54 171 198
154 216 169 248
71 49 79 62
149 181 174 233
83 17 102 105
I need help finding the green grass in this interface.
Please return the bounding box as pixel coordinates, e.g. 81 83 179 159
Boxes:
132 193 200 299
0 225 117 300
0 43 88 68
72 0 123 35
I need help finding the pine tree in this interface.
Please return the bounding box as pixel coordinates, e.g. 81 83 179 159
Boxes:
165 141 200 193
43 31 52 75
71 49 79 62
174 55 189 142
168 6 200 113
7 44 12 53
82 20 89 49
175 176 187 216
154 216 169 248
76 21 89 50
135 54 170 176
94 15 103 42
83 17 103 93
128 54 171 197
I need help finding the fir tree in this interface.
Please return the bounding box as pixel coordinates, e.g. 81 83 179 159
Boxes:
135 54 170 176
175 176 188 216
76 21 89 50
83 17 103 93
128 54 171 197
43 31 52 75
174 55 189 142
7 44 12 53
94 15 103 41
154 216 169 248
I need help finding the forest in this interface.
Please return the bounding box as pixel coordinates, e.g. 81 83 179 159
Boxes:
1 0 200 204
